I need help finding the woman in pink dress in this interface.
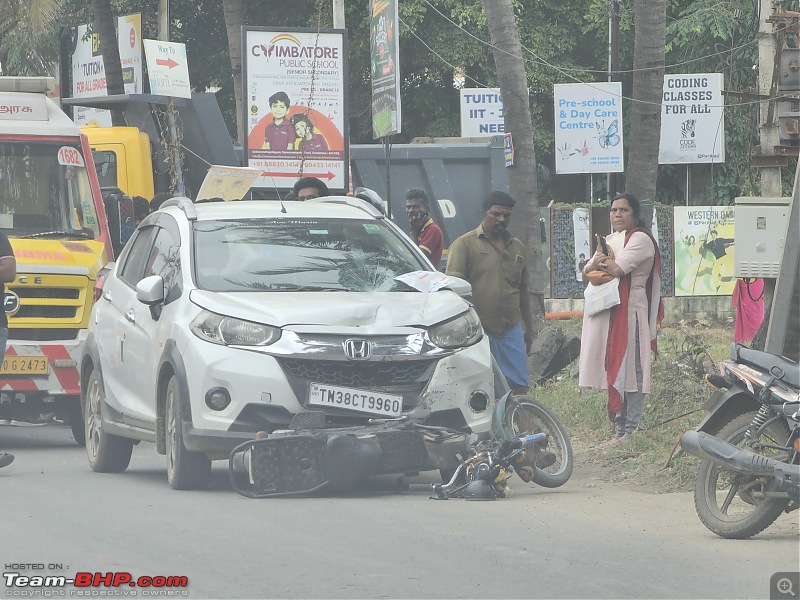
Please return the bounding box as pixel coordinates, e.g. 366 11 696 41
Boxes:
578 194 664 448
732 278 764 344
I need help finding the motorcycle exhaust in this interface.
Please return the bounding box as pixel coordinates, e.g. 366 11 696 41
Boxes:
681 431 800 493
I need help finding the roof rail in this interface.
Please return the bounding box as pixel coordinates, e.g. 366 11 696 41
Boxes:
160 196 197 221
308 196 384 219
0 76 56 93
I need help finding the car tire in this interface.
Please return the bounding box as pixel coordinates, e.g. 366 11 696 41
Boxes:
165 375 211 490
67 395 85 447
84 368 133 473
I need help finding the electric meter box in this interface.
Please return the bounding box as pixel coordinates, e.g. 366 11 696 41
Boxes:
734 196 792 278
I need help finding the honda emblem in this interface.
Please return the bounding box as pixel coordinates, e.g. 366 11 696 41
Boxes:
344 339 371 360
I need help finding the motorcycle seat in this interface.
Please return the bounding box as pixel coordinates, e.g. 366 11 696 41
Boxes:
736 345 800 388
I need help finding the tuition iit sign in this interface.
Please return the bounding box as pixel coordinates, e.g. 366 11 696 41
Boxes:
460 88 504 137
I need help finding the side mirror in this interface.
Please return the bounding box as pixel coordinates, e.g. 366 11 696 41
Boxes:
136 275 165 306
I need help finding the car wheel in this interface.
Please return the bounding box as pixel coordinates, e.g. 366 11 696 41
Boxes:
66 395 85 447
84 368 133 473
165 375 211 490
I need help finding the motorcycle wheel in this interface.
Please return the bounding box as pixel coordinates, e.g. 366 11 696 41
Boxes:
505 397 574 488
693 411 791 539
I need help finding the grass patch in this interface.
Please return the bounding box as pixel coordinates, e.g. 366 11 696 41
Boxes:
529 321 734 492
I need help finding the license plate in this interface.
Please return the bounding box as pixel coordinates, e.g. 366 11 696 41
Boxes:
308 383 403 418
0 356 50 375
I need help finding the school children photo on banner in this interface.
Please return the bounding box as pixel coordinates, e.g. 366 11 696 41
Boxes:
243 27 349 191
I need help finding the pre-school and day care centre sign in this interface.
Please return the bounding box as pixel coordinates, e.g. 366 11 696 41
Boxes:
554 82 624 174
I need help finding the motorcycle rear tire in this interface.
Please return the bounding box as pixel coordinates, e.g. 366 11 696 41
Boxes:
505 397 574 488
693 411 791 539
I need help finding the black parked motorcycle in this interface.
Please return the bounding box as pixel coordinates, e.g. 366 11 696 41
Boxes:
680 343 800 539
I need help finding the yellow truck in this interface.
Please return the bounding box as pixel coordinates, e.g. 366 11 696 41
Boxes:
81 125 155 200
0 77 117 443
71 92 241 201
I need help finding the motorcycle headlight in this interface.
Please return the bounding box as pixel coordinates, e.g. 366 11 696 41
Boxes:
190 310 281 346
428 308 483 349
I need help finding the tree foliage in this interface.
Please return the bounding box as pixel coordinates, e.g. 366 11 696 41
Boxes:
0 0 792 204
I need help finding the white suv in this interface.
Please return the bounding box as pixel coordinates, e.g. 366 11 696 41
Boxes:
81 197 498 489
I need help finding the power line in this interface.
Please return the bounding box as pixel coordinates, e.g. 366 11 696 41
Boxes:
401 13 798 110
421 0 785 77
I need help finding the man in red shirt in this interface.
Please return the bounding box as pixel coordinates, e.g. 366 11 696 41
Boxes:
405 189 443 270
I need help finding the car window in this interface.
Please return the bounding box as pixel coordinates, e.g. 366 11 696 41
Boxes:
144 228 183 304
119 226 156 287
192 217 427 292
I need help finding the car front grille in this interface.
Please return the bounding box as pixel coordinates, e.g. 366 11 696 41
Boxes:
277 357 438 410
279 358 434 387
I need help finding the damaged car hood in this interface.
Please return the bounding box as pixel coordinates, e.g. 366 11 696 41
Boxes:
189 289 471 329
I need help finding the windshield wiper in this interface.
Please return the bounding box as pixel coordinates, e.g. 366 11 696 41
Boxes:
18 230 93 240
286 285 344 292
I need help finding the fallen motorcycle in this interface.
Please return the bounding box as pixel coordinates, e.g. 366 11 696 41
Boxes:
680 343 800 539
431 394 574 500
228 392 574 498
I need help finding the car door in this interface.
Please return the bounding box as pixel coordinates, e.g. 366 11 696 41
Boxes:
94 225 157 416
118 218 184 425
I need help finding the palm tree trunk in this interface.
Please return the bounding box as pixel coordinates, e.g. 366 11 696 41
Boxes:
223 0 245 145
92 0 125 126
625 0 666 221
481 0 546 331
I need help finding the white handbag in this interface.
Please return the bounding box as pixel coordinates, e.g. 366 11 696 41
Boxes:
583 278 621 317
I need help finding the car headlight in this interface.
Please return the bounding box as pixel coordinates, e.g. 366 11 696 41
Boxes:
428 308 483 349
190 310 281 346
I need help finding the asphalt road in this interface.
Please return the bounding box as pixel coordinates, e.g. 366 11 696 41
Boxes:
2 424 798 600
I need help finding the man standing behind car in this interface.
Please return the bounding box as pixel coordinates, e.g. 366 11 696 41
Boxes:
0 230 16 469
445 191 532 395
405 189 443 270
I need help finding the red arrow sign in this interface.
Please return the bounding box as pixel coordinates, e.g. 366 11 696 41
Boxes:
265 171 336 180
156 57 180 69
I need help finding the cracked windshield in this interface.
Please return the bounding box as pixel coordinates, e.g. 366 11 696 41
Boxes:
193 217 424 292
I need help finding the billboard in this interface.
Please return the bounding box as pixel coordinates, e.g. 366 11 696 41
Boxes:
554 82 624 174
659 73 725 164
243 28 349 192
370 0 401 138
674 206 736 296
71 13 143 126
460 88 503 137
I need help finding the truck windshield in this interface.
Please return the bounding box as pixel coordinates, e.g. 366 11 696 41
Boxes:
0 140 101 239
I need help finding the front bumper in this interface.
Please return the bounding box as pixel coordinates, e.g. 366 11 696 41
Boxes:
180 334 496 447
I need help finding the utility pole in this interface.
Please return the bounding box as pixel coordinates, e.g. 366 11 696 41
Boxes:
755 0 784 196
158 0 185 196
608 0 621 199
333 0 345 29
